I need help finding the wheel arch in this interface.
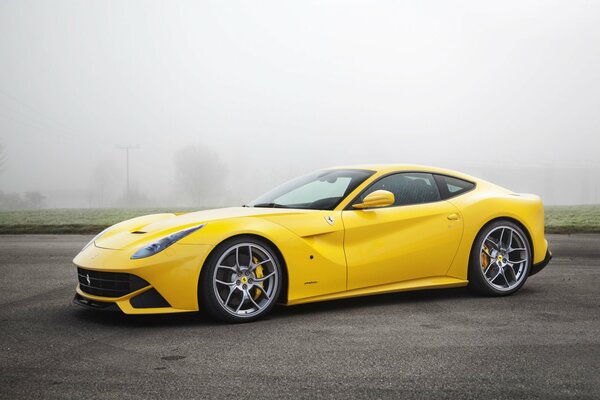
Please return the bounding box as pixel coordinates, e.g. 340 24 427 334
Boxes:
466 216 535 295
197 233 289 309
470 216 534 266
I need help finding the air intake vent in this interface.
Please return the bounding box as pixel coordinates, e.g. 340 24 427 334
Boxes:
77 268 149 298
130 288 171 308
130 231 146 234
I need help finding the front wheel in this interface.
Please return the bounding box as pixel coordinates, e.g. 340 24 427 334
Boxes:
199 237 282 323
468 220 532 296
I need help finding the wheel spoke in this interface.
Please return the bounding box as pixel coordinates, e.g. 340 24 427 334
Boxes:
254 271 275 282
499 228 505 249
217 264 236 272
248 245 253 266
224 286 237 306
215 279 235 286
258 287 271 301
235 246 240 268
488 267 502 282
505 264 518 282
235 291 248 313
508 256 527 264
501 269 511 287
247 290 262 310
483 259 496 275
251 258 273 272
485 237 500 251
505 229 513 249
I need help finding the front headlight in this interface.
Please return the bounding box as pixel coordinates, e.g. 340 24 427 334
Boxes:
130 224 205 260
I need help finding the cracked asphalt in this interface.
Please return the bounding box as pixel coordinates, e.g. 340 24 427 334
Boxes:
0 234 599 399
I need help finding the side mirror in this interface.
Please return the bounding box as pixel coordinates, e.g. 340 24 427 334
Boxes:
352 190 395 209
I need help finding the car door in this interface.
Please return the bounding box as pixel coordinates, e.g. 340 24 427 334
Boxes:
342 172 463 290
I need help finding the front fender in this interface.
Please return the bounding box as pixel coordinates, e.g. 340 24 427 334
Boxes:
179 216 348 303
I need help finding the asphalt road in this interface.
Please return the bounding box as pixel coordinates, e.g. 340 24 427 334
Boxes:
0 234 599 399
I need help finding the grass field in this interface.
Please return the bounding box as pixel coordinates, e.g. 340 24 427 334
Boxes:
0 208 199 234
0 205 599 234
543 205 600 234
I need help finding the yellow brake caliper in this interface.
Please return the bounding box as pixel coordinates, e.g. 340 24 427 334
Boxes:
253 256 264 300
481 244 490 270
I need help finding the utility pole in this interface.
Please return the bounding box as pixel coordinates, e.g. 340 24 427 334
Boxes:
116 145 139 198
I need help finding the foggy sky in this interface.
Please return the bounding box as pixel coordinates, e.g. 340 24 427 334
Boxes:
1 0 599 207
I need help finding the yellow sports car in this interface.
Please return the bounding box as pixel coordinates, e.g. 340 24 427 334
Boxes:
73 165 552 322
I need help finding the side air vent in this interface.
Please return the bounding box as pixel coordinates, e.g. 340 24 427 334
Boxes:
131 231 146 234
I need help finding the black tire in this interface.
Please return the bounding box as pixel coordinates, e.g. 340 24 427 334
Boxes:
468 220 532 296
199 236 283 323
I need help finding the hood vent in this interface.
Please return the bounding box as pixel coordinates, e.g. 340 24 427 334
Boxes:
130 231 147 234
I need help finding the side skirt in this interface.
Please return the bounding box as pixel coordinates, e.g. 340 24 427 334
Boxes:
285 276 468 306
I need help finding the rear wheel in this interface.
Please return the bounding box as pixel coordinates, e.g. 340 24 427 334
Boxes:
200 237 282 323
468 220 531 296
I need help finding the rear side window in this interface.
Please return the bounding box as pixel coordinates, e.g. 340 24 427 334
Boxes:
434 175 475 198
357 172 441 207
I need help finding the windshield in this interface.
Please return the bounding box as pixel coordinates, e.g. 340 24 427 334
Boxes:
247 169 374 210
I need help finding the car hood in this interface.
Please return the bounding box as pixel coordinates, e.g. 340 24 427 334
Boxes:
94 207 316 250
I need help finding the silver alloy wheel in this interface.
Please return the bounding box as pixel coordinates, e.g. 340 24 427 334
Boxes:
212 242 279 318
480 226 529 292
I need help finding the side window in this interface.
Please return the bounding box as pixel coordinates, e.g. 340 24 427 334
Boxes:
435 175 475 198
357 172 441 207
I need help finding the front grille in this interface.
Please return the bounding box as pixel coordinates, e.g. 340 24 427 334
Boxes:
77 268 149 298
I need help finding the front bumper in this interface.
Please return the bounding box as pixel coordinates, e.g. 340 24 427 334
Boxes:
530 249 552 276
73 293 120 311
73 242 213 314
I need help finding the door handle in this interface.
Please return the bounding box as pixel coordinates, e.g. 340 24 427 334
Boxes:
447 213 460 221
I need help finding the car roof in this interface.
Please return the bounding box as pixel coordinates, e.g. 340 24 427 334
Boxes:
327 164 478 182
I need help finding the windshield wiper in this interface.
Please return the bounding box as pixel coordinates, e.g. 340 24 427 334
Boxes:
251 202 289 208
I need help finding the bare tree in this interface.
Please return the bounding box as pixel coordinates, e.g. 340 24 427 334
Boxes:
24 191 45 209
174 144 228 205
0 191 25 210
